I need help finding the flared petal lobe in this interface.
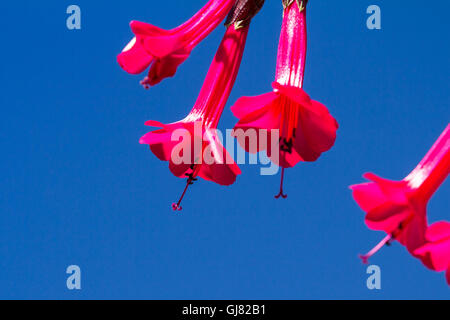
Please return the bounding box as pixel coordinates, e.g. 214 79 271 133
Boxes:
232 85 338 168
414 222 450 273
350 173 428 254
140 121 240 186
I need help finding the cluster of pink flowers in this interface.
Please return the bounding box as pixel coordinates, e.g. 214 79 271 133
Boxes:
118 0 338 209
118 0 448 285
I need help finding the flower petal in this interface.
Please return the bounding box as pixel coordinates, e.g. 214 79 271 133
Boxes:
402 215 427 254
117 36 153 74
145 50 190 86
233 100 281 154
130 21 171 37
363 173 410 204
414 222 450 272
199 131 241 185
293 99 338 160
415 240 450 272
231 92 278 119
365 202 411 233
425 221 450 242
350 181 388 213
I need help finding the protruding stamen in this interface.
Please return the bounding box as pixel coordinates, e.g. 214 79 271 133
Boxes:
275 167 288 199
172 177 196 211
359 234 392 264
140 77 151 90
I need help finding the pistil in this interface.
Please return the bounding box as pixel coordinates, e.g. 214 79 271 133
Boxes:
172 169 198 211
275 167 288 199
359 234 392 264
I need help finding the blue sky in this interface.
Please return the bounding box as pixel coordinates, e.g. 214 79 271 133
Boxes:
0 0 448 299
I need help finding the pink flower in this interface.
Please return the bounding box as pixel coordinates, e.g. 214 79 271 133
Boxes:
117 0 236 88
414 222 450 286
140 1 265 210
231 0 338 198
351 124 450 264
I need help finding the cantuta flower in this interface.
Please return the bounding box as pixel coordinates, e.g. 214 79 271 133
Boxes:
351 124 450 264
117 0 236 88
231 0 338 198
414 222 450 286
139 0 265 211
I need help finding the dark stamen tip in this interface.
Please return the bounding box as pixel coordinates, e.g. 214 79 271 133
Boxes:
172 203 182 211
274 192 288 199
359 254 369 265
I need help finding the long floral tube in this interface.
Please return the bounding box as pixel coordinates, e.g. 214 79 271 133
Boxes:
231 0 338 198
139 0 265 211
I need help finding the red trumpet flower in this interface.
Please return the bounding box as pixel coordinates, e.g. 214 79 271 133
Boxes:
140 0 265 210
231 0 338 198
117 0 235 88
351 125 450 264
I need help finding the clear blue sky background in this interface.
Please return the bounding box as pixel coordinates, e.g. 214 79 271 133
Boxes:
0 0 448 299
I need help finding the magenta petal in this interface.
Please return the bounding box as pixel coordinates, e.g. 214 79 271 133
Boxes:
414 222 450 272
272 82 311 108
117 36 153 75
415 242 450 272
168 161 192 178
198 142 241 186
140 130 174 161
231 92 278 119
140 120 194 162
363 173 410 204
291 100 337 162
290 130 321 162
140 129 183 162
142 35 185 58
130 21 170 37
144 120 167 128
201 131 242 185
277 149 303 168
234 102 281 131
350 182 388 213
402 215 427 254
117 21 171 74
365 203 411 233
425 221 450 242
145 50 190 86
350 174 418 234
198 161 241 186
233 103 281 155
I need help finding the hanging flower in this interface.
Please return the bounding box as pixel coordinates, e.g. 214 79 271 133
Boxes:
140 0 265 211
351 124 450 264
414 222 450 286
231 0 338 198
117 0 236 88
